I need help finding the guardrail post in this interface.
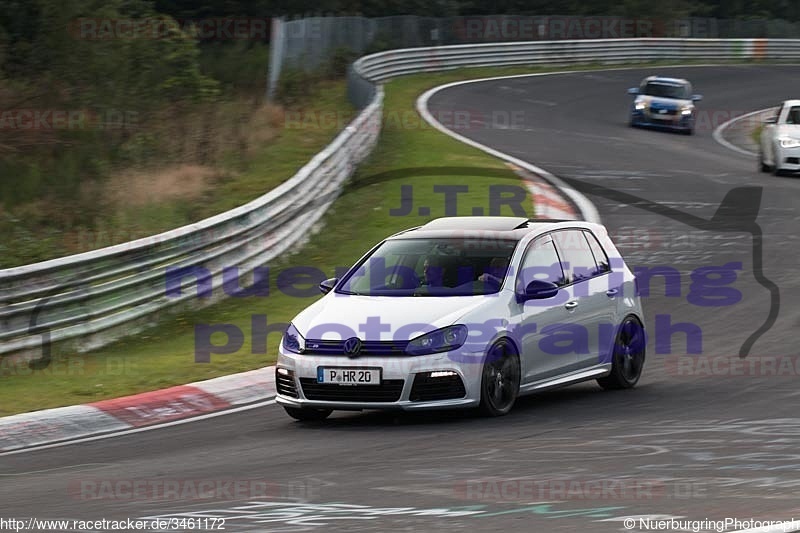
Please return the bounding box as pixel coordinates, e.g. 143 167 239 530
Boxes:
267 16 286 101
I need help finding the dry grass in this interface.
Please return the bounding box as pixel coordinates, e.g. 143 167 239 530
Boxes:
243 104 285 158
0 80 355 267
54 99 287 255
103 164 220 208
151 100 284 165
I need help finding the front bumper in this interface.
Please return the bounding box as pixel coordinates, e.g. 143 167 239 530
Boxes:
275 349 484 411
631 109 693 131
775 145 800 171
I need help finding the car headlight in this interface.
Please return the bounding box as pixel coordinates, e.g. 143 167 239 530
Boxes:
680 106 694 116
282 323 305 354
779 136 800 148
634 102 646 111
406 325 468 356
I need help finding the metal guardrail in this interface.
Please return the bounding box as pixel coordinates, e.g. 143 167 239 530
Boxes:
355 38 800 82
0 92 383 361
2 37 795 361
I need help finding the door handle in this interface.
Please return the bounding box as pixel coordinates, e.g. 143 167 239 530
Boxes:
564 300 579 310
606 288 618 297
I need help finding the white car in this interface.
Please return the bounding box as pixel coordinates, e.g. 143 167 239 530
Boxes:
759 99 800 175
276 217 646 420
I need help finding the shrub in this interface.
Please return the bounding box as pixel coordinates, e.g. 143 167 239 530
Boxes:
326 46 358 78
275 66 320 107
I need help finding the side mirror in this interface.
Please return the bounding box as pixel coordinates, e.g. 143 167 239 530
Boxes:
627 87 639 95
765 116 777 124
691 94 703 102
517 280 559 302
319 277 339 294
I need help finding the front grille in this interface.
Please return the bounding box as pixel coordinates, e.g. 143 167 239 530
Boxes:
650 108 677 116
299 378 404 402
303 339 409 356
276 368 298 398
410 372 467 402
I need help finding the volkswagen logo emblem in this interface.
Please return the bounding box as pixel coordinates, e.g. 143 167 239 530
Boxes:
343 337 362 357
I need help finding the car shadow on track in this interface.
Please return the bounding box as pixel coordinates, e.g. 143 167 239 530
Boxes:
772 170 800 178
628 123 695 136
278 382 649 430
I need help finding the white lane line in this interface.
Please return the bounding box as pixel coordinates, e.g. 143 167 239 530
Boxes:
0 463 113 476
0 399 276 457
523 98 558 106
416 70 601 224
712 107 774 157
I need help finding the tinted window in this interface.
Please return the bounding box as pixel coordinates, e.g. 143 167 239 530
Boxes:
583 231 610 275
641 82 690 99
552 230 598 284
337 237 518 296
518 236 566 288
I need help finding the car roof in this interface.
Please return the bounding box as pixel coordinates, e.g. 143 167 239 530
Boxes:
643 76 689 86
781 99 800 107
388 216 602 241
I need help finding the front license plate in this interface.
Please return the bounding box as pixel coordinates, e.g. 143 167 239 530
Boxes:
317 367 381 385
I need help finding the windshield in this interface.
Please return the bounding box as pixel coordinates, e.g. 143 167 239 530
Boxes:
642 82 690 99
337 237 519 297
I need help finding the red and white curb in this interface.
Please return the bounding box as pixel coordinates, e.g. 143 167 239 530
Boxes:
509 163 579 220
0 366 275 454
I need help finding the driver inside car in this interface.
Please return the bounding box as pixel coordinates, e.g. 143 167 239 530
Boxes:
421 255 446 287
478 257 510 287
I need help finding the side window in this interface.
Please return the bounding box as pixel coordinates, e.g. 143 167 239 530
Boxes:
789 106 800 125
552 230 598 284
583 231 610 275
518 236 566 288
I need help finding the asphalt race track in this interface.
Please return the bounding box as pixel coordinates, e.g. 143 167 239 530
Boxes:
2 65 800 532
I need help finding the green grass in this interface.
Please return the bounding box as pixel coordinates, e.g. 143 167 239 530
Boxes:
0 59 771 416
752 124 764 145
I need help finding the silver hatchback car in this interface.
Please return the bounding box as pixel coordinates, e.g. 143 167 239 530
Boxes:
276 217 645 420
